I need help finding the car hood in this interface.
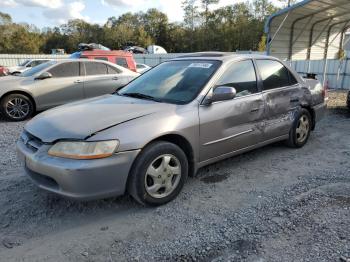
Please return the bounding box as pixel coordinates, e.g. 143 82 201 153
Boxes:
25 95 177 143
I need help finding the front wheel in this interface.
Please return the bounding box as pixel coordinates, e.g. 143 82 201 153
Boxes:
0 94 34 121
286 108 312 148
127 141 188 206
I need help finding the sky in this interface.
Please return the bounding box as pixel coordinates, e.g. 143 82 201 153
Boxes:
1 0 283 28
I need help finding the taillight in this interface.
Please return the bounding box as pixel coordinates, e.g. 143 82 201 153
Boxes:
322 81 328 99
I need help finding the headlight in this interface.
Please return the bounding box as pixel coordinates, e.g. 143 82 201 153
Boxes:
48 140 119 160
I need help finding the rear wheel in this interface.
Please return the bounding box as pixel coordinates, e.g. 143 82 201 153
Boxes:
286 108 312 148
0 94 34 121
127 141 188 206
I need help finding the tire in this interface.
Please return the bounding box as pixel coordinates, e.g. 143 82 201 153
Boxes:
286 108 312 148
0 94 34 121
127 141 188 206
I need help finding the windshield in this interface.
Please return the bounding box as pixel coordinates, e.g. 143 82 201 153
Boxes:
20 61 57 77
119 60 221 104
19 60 30 66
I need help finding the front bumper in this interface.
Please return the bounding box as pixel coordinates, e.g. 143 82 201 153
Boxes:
17 137 140 201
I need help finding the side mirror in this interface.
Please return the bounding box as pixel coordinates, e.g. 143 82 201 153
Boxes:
35 72 52 80
204 86 236 105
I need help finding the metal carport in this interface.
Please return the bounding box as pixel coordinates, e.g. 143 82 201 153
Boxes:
265 0 350 86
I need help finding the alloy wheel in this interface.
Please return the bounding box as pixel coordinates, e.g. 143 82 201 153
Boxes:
296 114 310 143
5 97 30 120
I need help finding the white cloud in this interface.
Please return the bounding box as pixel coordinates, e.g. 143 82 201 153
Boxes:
6 0 63 8
101 0 142 8
43 1 89 24
2 0 88 25
2 0 18 7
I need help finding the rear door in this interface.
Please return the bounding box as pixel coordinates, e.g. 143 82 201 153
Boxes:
34 61 84 109
82 61 128 98
199 59 265 162
255 59 301 140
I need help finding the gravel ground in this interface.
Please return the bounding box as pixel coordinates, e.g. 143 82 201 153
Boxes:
0 109 349 262
327 89 348 109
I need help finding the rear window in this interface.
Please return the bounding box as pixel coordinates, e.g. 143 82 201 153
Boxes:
94 57 108 61
116 58 128 68
48 62 80 77
107 65 121 74
85 62 108 75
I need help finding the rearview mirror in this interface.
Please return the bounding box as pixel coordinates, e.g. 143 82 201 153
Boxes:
204 86 236 105
35 72 52 80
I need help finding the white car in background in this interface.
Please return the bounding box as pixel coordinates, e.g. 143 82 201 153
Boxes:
8 59 52 75
136 63 151 74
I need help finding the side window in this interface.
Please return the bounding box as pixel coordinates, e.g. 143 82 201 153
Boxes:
94 57 108 61
107 65 121 74
289 72 298 85
256 60 291 90
116 58 128 68
48 62 80 77
31 60 47 67
216 60 258 97
85 62 108 75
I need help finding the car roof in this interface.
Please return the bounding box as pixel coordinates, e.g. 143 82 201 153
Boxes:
172 52 278 62
55 58 119 64
81 50 132 57
29 58 53 61
52 58 135 73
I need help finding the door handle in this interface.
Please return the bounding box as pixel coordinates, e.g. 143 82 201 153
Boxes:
290 98 299 103
250 108 260 113
74 80 83 83
112 77 119 80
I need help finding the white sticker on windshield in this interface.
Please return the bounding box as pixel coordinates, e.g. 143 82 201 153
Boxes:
188 63 213 68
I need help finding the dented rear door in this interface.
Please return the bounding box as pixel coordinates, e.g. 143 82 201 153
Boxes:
255 59 301 141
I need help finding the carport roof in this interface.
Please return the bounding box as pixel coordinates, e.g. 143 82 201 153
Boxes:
265 0 350 61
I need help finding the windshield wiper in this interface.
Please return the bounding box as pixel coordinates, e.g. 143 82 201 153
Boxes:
121 92 161 102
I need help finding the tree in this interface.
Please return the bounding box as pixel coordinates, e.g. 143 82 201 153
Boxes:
277 0 298 7
0 1 284 54
141 9 169 46
182 0 200 51
0 12 12 25
253 0 278 21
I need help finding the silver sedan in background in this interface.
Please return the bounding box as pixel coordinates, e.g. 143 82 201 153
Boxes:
0 59 139 121
17 53 326 206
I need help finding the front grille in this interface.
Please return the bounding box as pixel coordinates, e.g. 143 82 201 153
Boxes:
20 131 43 152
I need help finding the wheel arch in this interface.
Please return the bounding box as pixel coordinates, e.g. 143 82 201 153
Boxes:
1 90 37 112
141 134 196 177
301 105 315 130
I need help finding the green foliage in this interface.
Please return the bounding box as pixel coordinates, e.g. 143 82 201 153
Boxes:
0 1 279 54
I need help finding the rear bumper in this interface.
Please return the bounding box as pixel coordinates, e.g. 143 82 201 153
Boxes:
17 139 140 201
313 101 327 123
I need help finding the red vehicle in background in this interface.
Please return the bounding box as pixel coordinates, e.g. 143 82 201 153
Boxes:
0 66 9 76
70 44 137 72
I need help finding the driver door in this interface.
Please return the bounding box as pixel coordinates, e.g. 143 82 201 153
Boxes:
199 60 265 162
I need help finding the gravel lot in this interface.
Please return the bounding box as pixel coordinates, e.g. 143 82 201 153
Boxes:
0 108 349 262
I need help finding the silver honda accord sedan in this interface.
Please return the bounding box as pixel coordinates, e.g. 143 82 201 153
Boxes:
17 53 327 206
